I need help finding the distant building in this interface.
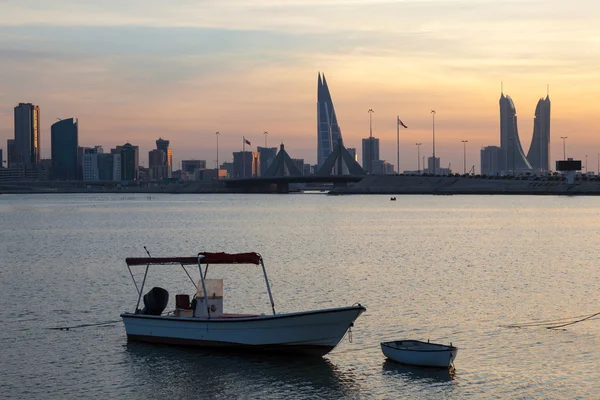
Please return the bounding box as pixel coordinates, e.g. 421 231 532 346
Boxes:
0 148 3 168
83 147 100 181
98 153 121 181
426 156 440 174
499 92 532 172
371 160 388 175
220 162 234 178
148 149 169 180
233 151 259 178
362 137 380 174
481 146 502 176
7 139 16 168
347 148 357 162
14 103 40 167
317 73 343 168
182 160 207 174
156 138 172 167
257 147 277 176
112 143 139 181
526 95 551 172
51 118 78 180
303 163 311 176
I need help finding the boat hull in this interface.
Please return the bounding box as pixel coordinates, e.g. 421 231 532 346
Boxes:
381 340 457 368
121 305 365 356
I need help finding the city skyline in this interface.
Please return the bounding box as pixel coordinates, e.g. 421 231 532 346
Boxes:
1 1 599 173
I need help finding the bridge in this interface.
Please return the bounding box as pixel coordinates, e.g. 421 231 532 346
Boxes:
224 142 366 193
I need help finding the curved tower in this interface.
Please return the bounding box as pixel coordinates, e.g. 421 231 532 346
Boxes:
317 73 342 168
500 93 532 172
526 95 551 172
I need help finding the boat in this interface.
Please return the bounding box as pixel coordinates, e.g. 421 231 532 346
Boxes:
380 340 457 368
121 252 366 356
390 197 397 201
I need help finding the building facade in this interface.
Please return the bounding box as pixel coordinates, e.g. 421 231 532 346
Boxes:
14 103 40 167
362 137 380 174
112 143 139 181
232 151 260 178
526 95 551 172
317 73 343 168
7 139 16 168
51 118 78 180
499 93 532 173
481 146 502 176
257 147 277 176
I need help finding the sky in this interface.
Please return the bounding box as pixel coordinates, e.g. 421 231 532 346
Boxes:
1 0 600 173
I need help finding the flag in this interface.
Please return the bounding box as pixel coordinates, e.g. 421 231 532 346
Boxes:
397 117 408 129
244 137 251 146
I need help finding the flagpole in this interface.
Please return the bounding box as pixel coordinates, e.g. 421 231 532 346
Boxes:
243 136 246 178
397 116 400 174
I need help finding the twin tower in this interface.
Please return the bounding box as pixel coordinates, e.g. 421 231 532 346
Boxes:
499 91 551 172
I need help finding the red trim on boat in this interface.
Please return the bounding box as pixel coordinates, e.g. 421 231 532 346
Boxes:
125 252 262 266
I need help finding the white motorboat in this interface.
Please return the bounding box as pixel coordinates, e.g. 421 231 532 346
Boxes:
381 340 457 368
121 252 365 356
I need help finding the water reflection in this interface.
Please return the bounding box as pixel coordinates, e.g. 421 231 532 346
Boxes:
124 343 362 399
382 360 456 384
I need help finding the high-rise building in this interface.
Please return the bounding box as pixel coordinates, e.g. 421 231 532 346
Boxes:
14 103 40 167
426 156 440 174
362 137 380 174
233 151 259 178
0 148 3 168
83 147 100 181
97 153 121 181
257 146 277 176
347 148 357 162
7 139 16 168
156 138 172 168
51 118 78 180
481 146 502 176
112 143 139 181
291 158 305 175
181 160 206 173
499 93 532 172
526 95 551 172
317 73 343 168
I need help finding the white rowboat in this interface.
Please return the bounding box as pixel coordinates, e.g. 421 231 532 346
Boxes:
381 340 457 368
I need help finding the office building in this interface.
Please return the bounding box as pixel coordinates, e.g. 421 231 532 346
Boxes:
14 103 40 166
182 160 207 174
526 95 551 171
232 151 259 178
7 139 16 168
362 137 380 174
317 73 343 168
0 148 3 168
426 156 440 174
257 147 277 176
112 143 139 181
481 146 502 176
51 118 78 180
499 93 532 172
156 138 172 168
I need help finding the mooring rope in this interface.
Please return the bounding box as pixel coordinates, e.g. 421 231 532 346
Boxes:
504 312 600 330
47 319 122 331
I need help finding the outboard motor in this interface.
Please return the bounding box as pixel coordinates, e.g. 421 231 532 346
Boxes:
141 287 169 315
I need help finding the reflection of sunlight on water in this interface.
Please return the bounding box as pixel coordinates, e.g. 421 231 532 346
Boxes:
124 343 364 399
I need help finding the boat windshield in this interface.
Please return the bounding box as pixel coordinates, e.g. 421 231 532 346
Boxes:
126 252 261 266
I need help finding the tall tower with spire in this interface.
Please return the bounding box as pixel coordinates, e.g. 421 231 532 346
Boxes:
526 94 551 172
499 90 532 173
317 73 343 168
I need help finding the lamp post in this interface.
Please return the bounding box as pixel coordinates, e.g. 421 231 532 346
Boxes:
368 109 374 173
264 131 268 148
431 110 436 175
560 136 568 160
215 131 220 168
461 140 468 175
416 143 422 174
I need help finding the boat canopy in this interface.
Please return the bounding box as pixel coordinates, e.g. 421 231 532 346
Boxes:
126 252 262 266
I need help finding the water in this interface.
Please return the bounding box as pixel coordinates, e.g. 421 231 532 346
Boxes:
1 193 600 399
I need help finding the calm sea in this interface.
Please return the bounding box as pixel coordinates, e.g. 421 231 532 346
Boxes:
2 193 600 399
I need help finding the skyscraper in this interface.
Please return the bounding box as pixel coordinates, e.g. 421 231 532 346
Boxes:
14 103 40 167
362 137 380 174
499 93 532 173
51 118 78 180
112 143 139 181
156 138 172 168
526 95 551 172
317 73 343 168
7 139 15 168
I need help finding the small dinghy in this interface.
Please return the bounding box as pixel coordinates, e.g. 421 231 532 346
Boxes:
381 340 457 368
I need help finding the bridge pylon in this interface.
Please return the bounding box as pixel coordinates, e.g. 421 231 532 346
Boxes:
263 143 303 177
316 139 365 176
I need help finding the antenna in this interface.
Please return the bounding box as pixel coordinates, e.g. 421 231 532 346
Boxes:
547 84 549 97
501 81 503 94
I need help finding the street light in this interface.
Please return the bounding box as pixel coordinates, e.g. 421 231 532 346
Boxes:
416 143 422 174
560 136 568 160
368 109 375 173
461 140 468 175
215 131 220 168
431 110 436 175
264 131 268 148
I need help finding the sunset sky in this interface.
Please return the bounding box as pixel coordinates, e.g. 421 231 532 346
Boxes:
2 0 600 172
